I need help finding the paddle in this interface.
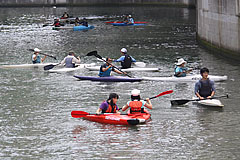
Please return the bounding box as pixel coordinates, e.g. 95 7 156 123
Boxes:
86 51 132 78
43 51 95 71
28 49 57 60
147 90 173 100
71 111 128 118
170 95 229 105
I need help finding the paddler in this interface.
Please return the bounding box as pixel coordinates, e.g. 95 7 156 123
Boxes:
79 18 88 27
127 15 134 24
60 51 81 68
96 93 121 114
122 89 152 113
53 18 61 27
98 58 125 77
61 12 69 19
195 67 216 100
32 48 46 64
113 48 136 69
174 58 192 77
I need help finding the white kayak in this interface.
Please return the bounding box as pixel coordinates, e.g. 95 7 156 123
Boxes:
142 75 228 82
85 66 160 72
0 63 58 69
48 63 96 73
192 98 224 107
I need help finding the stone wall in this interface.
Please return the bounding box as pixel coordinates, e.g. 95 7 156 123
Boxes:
197 0 240 59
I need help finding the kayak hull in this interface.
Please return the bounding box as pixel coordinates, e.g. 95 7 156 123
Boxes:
83 110 151 125
86 66 159 72
112 23 145 26
52 25 94 31
0 63 58 69
193 98 224 107
48 63 95 73
142 75 228 82
74 75 142 82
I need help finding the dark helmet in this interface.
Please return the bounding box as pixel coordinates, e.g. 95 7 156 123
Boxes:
200 67 209 75
108 93 119 100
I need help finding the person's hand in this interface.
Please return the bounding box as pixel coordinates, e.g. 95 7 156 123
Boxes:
145 98 150 102
199 96 204 100
207 96 212 99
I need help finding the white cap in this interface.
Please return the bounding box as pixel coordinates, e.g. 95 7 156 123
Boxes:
120 48 127 53
129 15 132 17
175 58 187 65
131 89 140 96
34 48 41 52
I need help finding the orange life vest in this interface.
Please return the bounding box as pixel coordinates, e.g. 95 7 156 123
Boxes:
104 103 117 113
129 101 143 113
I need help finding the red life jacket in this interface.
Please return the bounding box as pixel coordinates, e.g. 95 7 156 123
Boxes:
104 103 117 113
129 101 143 113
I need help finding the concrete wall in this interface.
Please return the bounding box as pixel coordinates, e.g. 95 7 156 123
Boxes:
197 0 240 59
0 0 195 7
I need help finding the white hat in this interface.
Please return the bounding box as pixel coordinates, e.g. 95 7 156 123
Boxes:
131 89 140 96
120 48 127 53
176 58 187 65
34 48 41 52
129 15 132 17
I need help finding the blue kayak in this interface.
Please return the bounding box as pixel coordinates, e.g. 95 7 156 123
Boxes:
52 25 94 31
73 75 142 82
112 23 145 26
73 25 94 31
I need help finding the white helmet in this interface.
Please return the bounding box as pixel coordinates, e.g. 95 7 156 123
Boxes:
131 89 140 96
34 48 41 52
120 48 127 53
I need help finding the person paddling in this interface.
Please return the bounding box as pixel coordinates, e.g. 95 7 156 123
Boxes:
195 67 216 100
53 18 61 27
174 58 192 77
96 93 121 114
127 15 134 24
122 89 152 113
98 58 126 77
79 18 88 27
113 48 136 69
60 51 81 68
32 48 46 64
61 12 69 19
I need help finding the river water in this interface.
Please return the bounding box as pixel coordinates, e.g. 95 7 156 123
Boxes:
0 6 240 160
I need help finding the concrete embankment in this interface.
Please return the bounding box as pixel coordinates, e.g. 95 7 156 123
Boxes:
0 0 195 7
197 0 240 60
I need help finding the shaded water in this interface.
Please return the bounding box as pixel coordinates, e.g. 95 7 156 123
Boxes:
0 6 240 159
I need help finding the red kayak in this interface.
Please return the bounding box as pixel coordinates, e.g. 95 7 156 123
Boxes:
105 21 148 24
71 109 151 125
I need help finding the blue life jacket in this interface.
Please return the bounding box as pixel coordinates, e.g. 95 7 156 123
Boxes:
174 66 187 77
65 57 75 68
32 55 41 64
98 64 112 77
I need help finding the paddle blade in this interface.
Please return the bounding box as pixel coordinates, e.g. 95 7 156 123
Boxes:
152 90 173 99
170 99 190 105
86 51 98 57
71 111 89 118
43 64 56 70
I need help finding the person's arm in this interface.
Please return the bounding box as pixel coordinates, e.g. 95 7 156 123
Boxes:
195 81 204 99
72 56 81 64
207 81 216 99
113 68 125 75
144 99 152 109
121 104 129 111
113 56 125 62
32 55 37 61
101 64 112 72
41 55 47 62
130 56 136 62
96 108 102 114
60 57 66 66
